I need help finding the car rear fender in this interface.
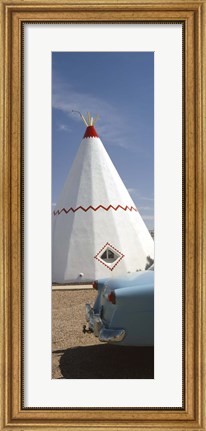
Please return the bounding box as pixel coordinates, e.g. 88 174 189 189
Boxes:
93 282 108 313
114 284 154 312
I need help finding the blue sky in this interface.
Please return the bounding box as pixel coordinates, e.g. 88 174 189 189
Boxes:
52 52 154 229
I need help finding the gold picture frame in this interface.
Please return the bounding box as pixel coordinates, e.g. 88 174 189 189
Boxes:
0 0 205 429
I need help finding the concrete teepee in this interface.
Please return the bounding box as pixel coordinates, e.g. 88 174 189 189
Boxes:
52 113 154 283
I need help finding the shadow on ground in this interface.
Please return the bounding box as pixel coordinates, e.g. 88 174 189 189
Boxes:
53 344 154 379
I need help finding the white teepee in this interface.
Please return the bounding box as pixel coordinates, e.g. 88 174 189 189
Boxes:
52 113 154 283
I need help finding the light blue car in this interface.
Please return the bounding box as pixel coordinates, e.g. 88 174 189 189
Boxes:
83 266 154 346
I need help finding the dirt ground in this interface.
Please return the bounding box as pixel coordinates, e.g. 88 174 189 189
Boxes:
52 289 154 379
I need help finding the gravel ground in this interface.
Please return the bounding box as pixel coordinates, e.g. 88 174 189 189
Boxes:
52 289 154 379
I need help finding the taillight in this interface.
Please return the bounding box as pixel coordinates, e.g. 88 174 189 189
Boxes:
92 280 98 290
108 290 116 304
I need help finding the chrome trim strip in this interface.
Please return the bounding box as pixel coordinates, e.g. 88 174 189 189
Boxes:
99 328 126 343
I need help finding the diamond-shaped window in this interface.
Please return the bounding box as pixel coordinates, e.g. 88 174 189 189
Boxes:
100 248 119 263
94 242 124 271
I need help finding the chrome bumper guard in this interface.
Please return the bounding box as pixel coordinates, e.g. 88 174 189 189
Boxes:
85 304 126 343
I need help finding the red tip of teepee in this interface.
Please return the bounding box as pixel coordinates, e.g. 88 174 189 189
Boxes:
83 126 99 139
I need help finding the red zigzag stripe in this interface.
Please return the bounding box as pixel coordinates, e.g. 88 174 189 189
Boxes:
53 205 138 216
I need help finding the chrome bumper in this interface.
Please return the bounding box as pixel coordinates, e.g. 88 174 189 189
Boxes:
85 303 125 343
